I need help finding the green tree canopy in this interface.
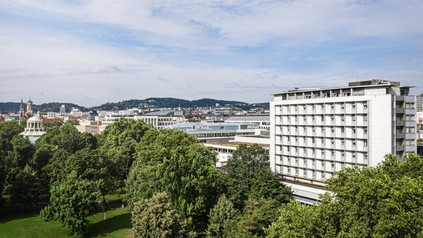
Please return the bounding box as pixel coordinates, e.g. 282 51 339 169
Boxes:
131 192 192 238
206 194 238 238
41 171 102 236
225 144 292 209
266 153 423 238
225 198 281 238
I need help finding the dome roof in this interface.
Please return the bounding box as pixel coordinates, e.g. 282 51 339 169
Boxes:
27 116 42 123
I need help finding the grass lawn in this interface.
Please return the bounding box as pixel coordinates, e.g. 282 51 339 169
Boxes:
0 207 133 238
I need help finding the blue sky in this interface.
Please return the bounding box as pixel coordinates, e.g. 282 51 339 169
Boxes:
0 0 422 106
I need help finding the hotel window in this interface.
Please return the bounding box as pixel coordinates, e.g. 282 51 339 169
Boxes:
405 140 415 146
406 127 415 133
364 103 368 109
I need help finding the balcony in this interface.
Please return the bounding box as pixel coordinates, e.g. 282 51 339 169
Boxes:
396 133 405 139
396 95 405 101
396 121 405 127
396 108 405 114
396 145 405 151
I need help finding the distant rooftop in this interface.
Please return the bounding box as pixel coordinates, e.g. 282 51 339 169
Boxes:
226 115 269 122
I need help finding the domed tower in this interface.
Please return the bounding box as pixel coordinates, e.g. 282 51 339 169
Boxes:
26 98 33 118
20 115 45 144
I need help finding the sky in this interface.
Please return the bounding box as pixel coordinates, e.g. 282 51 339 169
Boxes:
1 0 422 107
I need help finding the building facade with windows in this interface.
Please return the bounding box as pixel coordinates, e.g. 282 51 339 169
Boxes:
270 80 416 203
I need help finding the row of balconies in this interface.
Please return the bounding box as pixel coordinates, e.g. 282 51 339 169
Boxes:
276 155 369 167
277 120 369 127
276 131 368 139
279 108 368 115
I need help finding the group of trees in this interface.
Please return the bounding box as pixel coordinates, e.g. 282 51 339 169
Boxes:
125 128 293 237
0 119 292 236
266 153 423 238
1 118 422 237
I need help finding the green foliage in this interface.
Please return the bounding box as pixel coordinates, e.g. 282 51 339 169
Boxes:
127 129 223 229
3 135 35 194
131 192 192 238
9 165 41 208
267 153 423 238
225 198 281 238
265 201 316 238
158 144 223 221
206 194 238 238
226 144 292 209
38 123 92 154
0 121 24 155
41 171 102 236
98 119 152 190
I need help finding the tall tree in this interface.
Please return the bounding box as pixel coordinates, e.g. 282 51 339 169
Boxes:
225 144 291 209
158 144 223 224
41 171 102 236
131 192 192 238
225 198 281 238
206 194 238 238
9 165 41 209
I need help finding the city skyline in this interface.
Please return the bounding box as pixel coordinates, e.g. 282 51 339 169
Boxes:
1 0 423 107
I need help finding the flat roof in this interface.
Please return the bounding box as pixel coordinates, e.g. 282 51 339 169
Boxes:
274 80 415 96
204 141 269 148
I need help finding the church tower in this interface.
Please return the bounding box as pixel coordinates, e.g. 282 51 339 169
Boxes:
26 98 33 118
19 98 25 122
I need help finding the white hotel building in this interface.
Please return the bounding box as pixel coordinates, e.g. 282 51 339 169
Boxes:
270 80 417 203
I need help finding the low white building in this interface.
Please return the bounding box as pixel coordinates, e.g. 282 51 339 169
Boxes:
204 135 270 167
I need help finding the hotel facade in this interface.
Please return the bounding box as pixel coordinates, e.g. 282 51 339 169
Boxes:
270 80 416 203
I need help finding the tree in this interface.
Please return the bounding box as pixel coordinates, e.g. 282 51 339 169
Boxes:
98 119 152 190
266 154 423 238
126 129 224 229
225 198 281 238
225 144 291 209
265 201 317 238
9 165 41 209
206 194 238 238
41 171 102 236
158 144 223 224
3 135 35 194
131 192 192 238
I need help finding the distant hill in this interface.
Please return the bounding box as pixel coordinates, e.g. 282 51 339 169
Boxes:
93 97 268 110
1 97 269 113
0 102 21 114
0 102 88 114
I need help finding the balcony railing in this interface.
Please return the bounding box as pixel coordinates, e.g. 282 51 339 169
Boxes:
396 95 405 101
396 108 405 114
396 121 405 127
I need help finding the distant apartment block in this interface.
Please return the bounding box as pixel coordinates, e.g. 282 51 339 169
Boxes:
270 80 416 203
